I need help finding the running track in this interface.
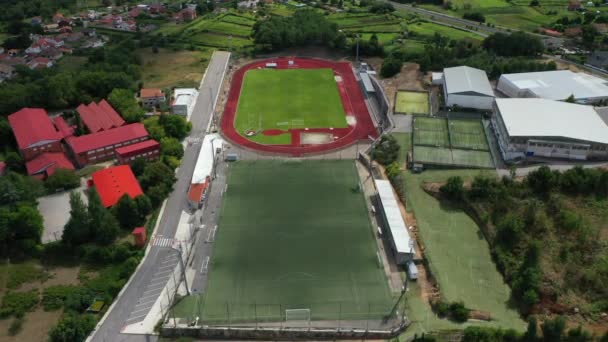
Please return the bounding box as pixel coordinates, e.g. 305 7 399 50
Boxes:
220 57 378 156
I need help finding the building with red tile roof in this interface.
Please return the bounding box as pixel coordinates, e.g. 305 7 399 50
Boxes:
27 57 53 69
8 108 63 160
52 116 75 138
25 152 74 178
90 165 143 207
140 88 166 107
116 139 160 165
66 123 150 167
77 99 125 133
0 161 6 176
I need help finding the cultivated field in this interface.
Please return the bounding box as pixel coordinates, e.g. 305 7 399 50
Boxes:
198 160 392 322
138 48 212 89
234 68 347 144
395 91 430 115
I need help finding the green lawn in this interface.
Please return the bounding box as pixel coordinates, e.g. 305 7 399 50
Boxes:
408 22 483 41
234 68 347 145
396 169 525 331
391 133 412 169
395 91 429 115
188 160 392 323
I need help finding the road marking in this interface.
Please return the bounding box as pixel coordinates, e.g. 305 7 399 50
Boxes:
153 237 175 247
135 298 157 308
161 257 177 264
147 277 169 287
139 292 161 301
126 313 148 322
143 283 166 294
206 226 217 243
154 268 174 276
157 264 174 271
201 256 210 274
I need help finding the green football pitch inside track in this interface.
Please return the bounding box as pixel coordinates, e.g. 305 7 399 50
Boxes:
194 160 393 323
234 68 348 145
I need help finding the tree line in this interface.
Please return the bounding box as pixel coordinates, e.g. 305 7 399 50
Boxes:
440 166 608 315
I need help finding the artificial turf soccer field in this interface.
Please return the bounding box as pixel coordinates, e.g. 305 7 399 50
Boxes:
234 68 348 145
201 160 392 322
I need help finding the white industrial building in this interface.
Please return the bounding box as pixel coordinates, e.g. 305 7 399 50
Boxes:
491 98 608 161
442 66 494 111
187 134 223 209
496 70 608 104
374 179 414 265
171 88 198 118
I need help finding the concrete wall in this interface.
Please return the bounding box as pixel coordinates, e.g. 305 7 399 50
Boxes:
369 75 393 133
446 94 494 111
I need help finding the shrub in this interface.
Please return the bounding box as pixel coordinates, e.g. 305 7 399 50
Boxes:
0 290 39 318
8 317 24 336
380 57 402 78
463 12 485 23
440 176 464 200
371 135 400 165
45 169 80 193
42 285 78 311
449 301 469 322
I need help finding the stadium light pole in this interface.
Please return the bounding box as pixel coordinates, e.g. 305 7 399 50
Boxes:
356 33 360 66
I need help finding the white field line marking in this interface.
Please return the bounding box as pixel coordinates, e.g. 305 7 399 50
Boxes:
201 256 210 274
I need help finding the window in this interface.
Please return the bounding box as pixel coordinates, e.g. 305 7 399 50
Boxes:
47 144 51 148
87 150 94 155
105 146 112 150
97 148 104 152
90 156 96 160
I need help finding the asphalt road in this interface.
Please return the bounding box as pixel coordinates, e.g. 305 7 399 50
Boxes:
88 50 231 342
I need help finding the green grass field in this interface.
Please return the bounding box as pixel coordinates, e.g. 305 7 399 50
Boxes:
395 169 526 333
395 91 429 115
408 22 483 41
192 160 392 323
235 68 347 145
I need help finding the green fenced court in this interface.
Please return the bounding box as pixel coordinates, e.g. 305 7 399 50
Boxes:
449 119 490 151
395 91 430 115
413 117 494 168
413 117 449 147
234 68 347 145
177 160 392 323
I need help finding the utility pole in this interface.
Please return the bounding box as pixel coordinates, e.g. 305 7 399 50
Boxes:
174 243 190 295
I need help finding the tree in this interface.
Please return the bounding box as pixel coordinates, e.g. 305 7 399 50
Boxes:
523 317 538 342
482 32 543 57
158 114 190 140
370 135 400 165
541 316 566 342
87 189 119 245
526 166 559 196
369 2 395 13
565 94 576 103
108 88 145 123
62 192 90 246
138 161 176 191
4 152 24 172
49 313 96 342
134 195 152 221
463 12 485 23
45 169 80 193
1 204 43 256
380 57 402 78
160 137 184 159
113 194 142 230
440 176 464 200
130 157 146 177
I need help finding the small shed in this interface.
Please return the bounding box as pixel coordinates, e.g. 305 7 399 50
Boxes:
431 72 443 85
132 226 146 248
360 73 375 93
407 261 418 280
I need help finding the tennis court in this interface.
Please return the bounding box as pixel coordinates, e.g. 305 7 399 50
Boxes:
413 117 449 147
191 160 392 323
449 119 489 151
395 91 430 115
413 117 494 168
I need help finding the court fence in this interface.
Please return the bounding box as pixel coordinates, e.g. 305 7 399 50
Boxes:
161 298 410 340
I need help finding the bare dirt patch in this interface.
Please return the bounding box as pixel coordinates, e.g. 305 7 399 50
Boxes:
365 60 429 111
0 308 62 342
300 132 333 145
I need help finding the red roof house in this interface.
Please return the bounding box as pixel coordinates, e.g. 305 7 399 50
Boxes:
66 123 149 167
26 152 74 178
91 165 143 207
77 99 125 133
8 108 63 160
0 161 6 176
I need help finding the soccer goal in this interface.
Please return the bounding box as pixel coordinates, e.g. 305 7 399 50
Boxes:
285 308 311 322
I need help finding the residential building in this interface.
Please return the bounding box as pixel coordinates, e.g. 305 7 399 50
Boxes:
27 57 54 69
496 70 608 104
90 165 143 207
8 108 63 160
77 99 125 133
66 123 150 167
491 98 608 161
171 88 198 116
140 88 166 107
172 8 197 23
25 152 74 179
442 66 494 110
0 63 15 82
115 139 160 164
52 116 75 139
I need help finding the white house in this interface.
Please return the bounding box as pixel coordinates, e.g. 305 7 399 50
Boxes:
442 66 494 111
496 70 608 104
491 98 608 161
171 88 198 117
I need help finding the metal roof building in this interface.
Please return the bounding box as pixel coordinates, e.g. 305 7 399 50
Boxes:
374 179 414 265
442 66 494 110
187 134 223 208
91 165 143 207
496 70 608 104
491 98 608 161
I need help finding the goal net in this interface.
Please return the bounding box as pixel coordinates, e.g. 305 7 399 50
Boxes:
285 308 311 322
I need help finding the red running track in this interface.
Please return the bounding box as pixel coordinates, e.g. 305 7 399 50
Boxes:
220 57 378 156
